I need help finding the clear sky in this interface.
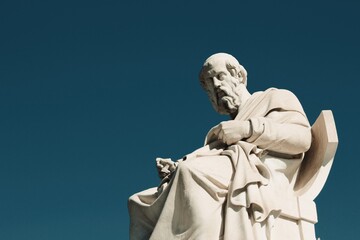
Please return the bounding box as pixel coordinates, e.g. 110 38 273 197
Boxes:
0 0 359 239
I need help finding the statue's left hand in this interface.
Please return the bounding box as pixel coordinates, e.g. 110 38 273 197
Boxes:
156 158 177 179
211 120 251 145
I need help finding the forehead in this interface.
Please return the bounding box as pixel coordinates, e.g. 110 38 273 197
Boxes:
202 59 228 78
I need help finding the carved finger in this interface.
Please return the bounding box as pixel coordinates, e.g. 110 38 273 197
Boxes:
212 125 221 136
218 130 224 142
226 137 236 145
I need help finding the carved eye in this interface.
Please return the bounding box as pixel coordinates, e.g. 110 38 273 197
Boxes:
217 73 225 80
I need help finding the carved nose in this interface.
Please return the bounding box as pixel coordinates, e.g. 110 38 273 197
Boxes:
212 78 222 88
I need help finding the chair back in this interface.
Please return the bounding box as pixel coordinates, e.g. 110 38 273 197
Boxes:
294 110 338 199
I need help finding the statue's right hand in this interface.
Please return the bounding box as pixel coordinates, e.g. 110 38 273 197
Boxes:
156 158 177 179
209 120 251 145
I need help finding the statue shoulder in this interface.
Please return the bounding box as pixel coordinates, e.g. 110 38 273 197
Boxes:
264 88 299 101
262 88 305 114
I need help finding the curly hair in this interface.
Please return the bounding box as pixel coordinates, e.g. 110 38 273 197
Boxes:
199 53 247 88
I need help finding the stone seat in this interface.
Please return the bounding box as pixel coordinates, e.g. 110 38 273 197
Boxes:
272 110 338 240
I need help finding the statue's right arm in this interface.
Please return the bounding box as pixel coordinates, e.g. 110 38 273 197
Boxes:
205 120 252 145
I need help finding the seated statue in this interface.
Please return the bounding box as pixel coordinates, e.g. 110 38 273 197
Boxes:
128 53 312 240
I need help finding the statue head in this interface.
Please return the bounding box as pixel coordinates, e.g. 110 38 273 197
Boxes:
199 53 248 115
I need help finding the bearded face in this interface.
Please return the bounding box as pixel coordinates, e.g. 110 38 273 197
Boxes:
206 77 241 115
202 67 242 115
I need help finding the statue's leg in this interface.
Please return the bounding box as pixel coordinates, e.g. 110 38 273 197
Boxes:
129 187 159 240
148 154 234 240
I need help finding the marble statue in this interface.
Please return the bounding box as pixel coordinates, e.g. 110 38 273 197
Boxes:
128 53 338 240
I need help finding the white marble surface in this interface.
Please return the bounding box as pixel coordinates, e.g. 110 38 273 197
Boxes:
128 53 337 240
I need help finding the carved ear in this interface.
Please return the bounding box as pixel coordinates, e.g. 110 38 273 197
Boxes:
238 66 247 86
237 72 244 83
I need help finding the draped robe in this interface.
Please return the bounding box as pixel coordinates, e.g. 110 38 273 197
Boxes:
128 88 311 240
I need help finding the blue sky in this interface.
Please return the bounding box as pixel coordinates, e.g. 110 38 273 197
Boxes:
0 0 359 239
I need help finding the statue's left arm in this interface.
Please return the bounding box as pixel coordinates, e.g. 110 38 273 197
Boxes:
210 89 312 156
210 110 311 156
247 110 311 155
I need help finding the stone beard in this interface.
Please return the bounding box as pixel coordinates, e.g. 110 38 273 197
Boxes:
207 82 243 115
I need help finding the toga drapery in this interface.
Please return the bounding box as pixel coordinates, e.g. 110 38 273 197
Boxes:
128 88 311 240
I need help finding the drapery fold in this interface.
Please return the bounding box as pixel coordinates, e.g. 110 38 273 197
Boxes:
129 88 311 240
